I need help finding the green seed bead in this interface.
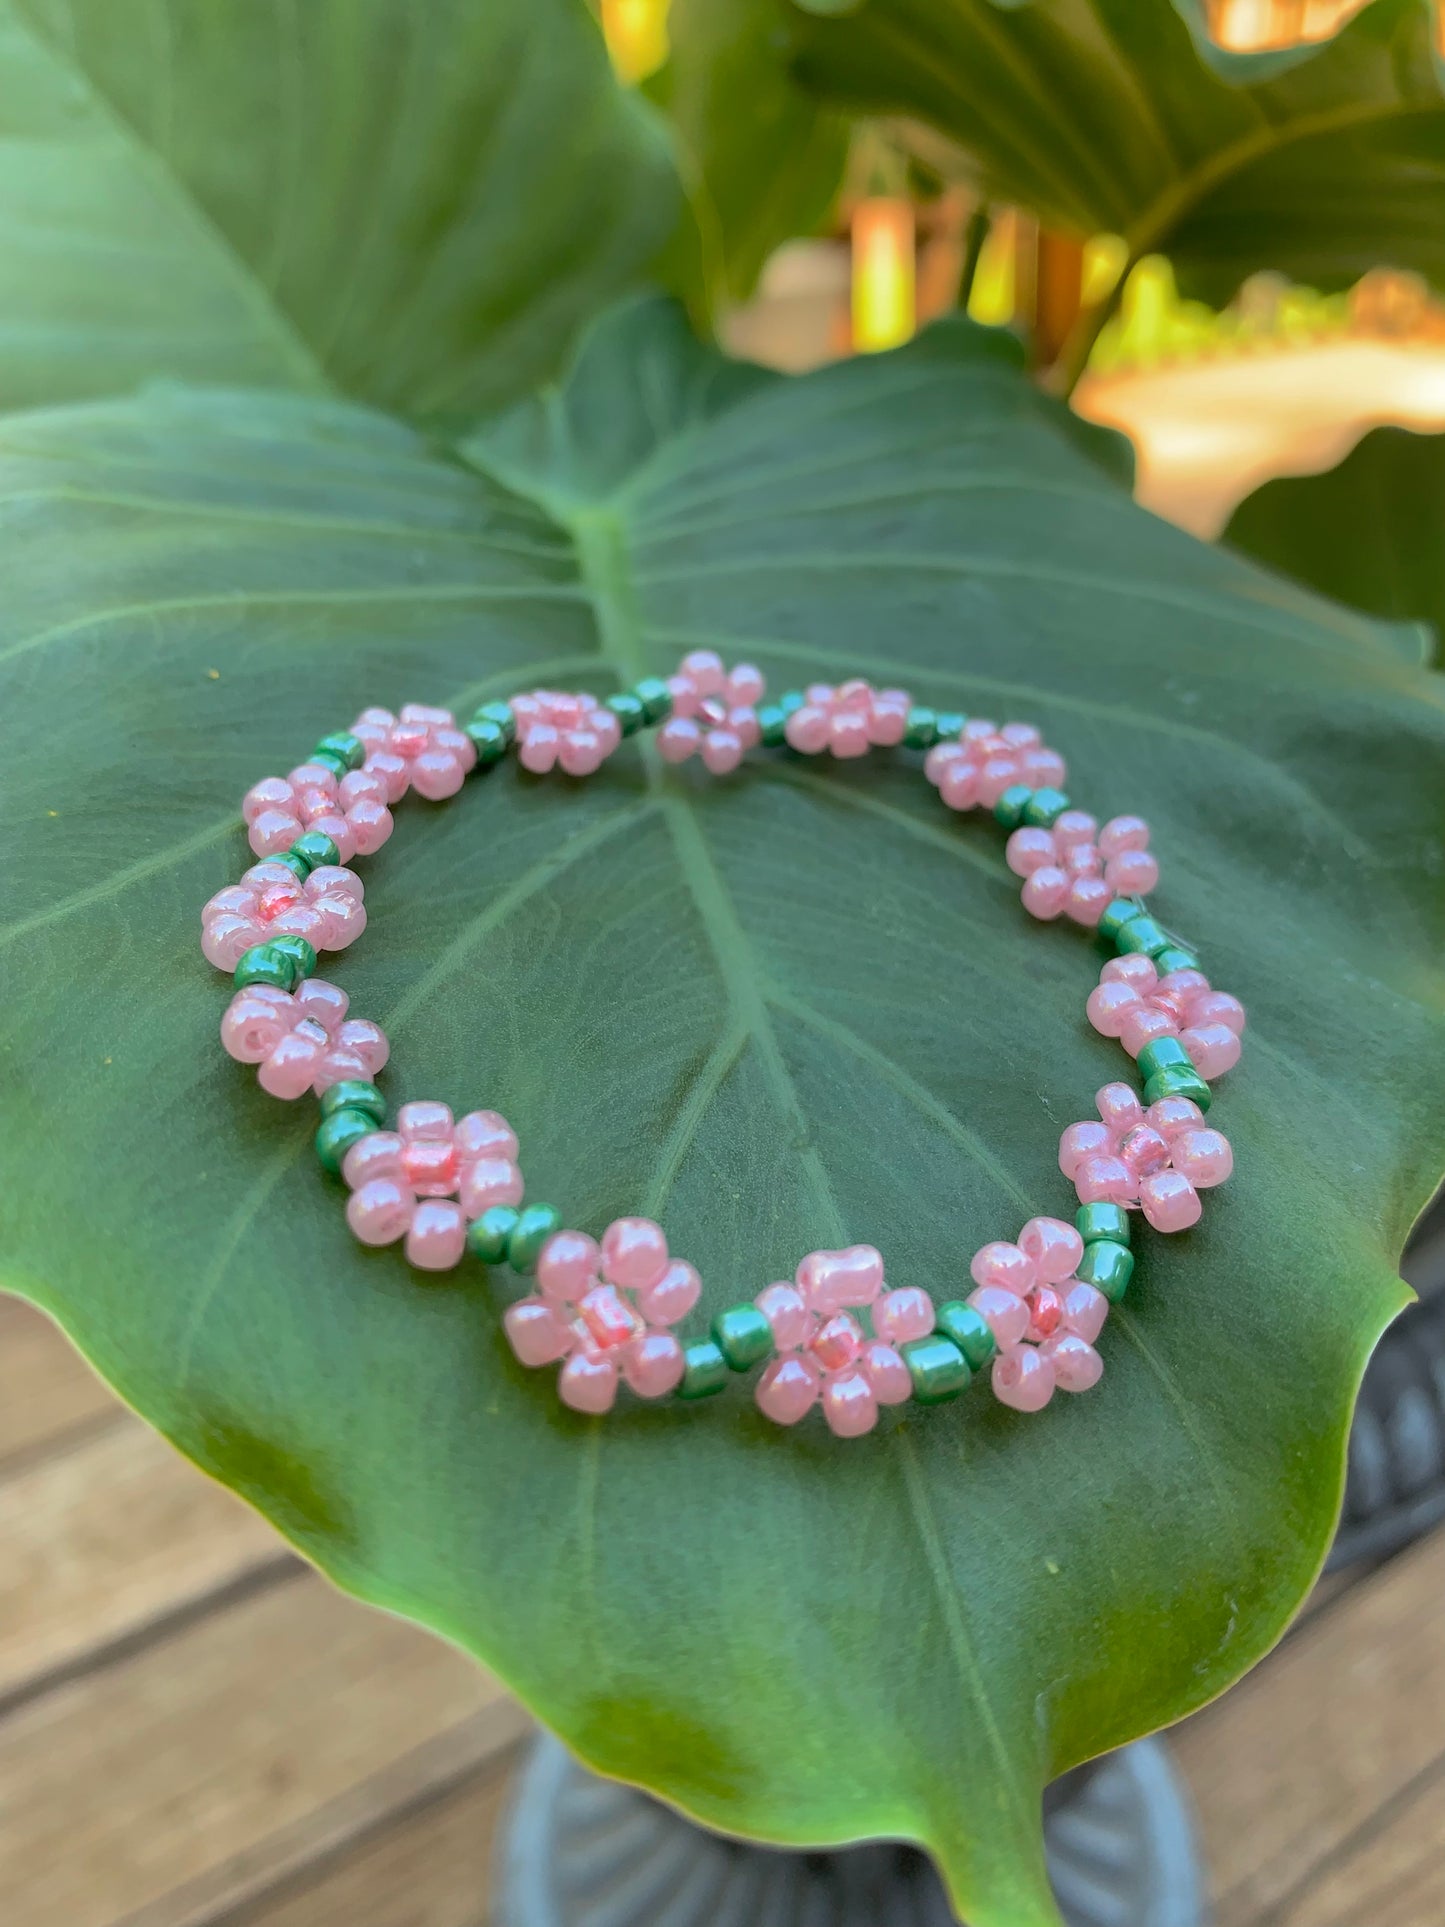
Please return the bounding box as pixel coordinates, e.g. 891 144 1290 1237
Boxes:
1075 1239 1134 1303
777 691 806 717
1097 897 1145 943
676 1339 730 1399
1154 945 1200 976
903 705 938 749
233 944 295 992
506 1203 562 1272
1022 787 1070 828
933 1301 996 1373
466 718 509 765
308 750 349 780
633 676 673 724
467 1205 521 1264
290 830 340 873
1143 1066 1212 1112
756 702 789 747
471 700 517 745
315 1108 377 1174
935 710 966 741
1115 915 1169 957
605 691 647 737
314 731 366 772
1136 1036 1193 1080
266 933 316 980
319 1079 386 1123
900 1333 972 1404
711 1304 774 1372
993 784 1034 830
1075 1201 1131 1247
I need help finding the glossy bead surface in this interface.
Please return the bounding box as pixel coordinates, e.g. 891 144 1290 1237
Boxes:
1139 1169 1202 1233
1142 1066 1212 1112
234 945 295 992
1075 1201 1130 1246
966 1284 1030 1350
969 1240 1035 1295
1170 1127 1234 1188
319 1079 386 1122
634 676 673 722
1018 1216 1083 1285
315 732 366 771
903 706 938 748
873 1287 936 1346
508 1204 563 1272
712 1304 775 1371
290 830 341 873
992 1346 1056 1412
933 1301 996 1371
1097 897 1144 943
823 1371 878 1437
605 691 646 736
756 1354 821 1425
993 784 1034 829
406 1199 467 1270
1136 1035 1193 1080
1021 787 1069 827
266 934 317 979
316 1108 378 1174
600 1217 669 1291
1074 1239 1134 1302
900 1333 971 1404
676 1339 730 1400
467 1205 521 1264
1043 1333 1104 1393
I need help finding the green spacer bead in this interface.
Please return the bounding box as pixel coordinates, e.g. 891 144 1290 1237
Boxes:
903 705 938 749
1115 915 1170 958
466 718 509 765
1154 945 1200 976
777 691 806 717
900 1333 972 1404
506 1203 562 1272
756 702 789 747
308 750 349 780
319 1079 386 1123
290 830 340 873
266 933 316 980
315 1108 377 1174
676 1339 730 1399
933 1301 996 1373
314 731 366 771
1074 1239 1135 1303
711 1304 774 1372
471 699 517 745
1097 897 1145 943
935 710 966 741
1143 1065 1212 1112
1137 1036 1193 1080
1022 787 1070 828
1075 1201 1131 1247
633 677 673 724
605 691 647 737
993 784 1034 830
234 943 295 992
467 1205 521 1265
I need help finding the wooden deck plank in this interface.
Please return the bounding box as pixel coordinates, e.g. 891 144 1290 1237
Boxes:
0 1568 526 1927
1273 1760 1445 1927
0 1295 119 1469
1174 1525 1445 1924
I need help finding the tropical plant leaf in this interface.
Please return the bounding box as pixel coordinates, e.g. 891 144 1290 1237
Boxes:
1 300 1437 1927
1225 427 1445 667
0 0 678 415
776 0 1445 307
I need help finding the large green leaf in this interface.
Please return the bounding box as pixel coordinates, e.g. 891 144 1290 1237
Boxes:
0 0 678 414
1 300 1437 1927
771 0 1445 307
1225 427 1445 667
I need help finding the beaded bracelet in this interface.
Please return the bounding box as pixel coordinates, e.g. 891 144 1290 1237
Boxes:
201 653 1244 1438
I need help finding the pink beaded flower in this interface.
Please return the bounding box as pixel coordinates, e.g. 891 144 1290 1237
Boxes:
509 689 623 777
964 1217 1107 1414
344 1104 524 1271
1005 812 1158 927
657 650 765 775
220 977 388 1100
503 1217 701 1413
242 763 393 862
753 1244 916 1438
201 861 367 970
782 679 911 759
351 703 478 802
924 718 1068 814
1086 955 1245 1077
1059 1083 1233 1233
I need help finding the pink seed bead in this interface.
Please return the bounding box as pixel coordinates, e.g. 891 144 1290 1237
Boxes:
308 813 356 862
558 729 605 777
966 1284 1030 1351
518 724 560 773
1097 1083 1144 1133
1103 954 1158 991
406 1199 467 1270
1104 849 1159 895
784 704 830 754
579 1284 640 1350
701 727 745 775
1158 967 1210 999
728 707 760 749
873 1286 936 1346
811 1312 863 1373
1018 1216 1084 1285
861 1342 912 1405
314 1046 370 1092
1118 1123 1171 1178
1021 747 1066 787
969 1240 1035 1296
411 751 466 801
558 1351 619 1415
304 865 363 901
1052 810 1097 848
454 1111 518 1160
1074 1153 1136 1207
682 648 726 695
827 710 869 759
867 697 909 746
823 1371 878 1438
365 751 409 801
794 1245 883 1313
1191 991 1246 1035
976 757 1020 808
315 892 366 949
504 1297 573 1367
1119 1004 1178 1057
1005 827 1057 878
249 808 303 856
257 1029 324 1099
991 1346 1056 1413
1145 1095 1204 1139
1066 877 1113 925
293 977 349 1028
657 716 701 762
536 1230 601 1302
937 762 980 811
346 1178 415 1246
458 1157 525 1215
636 1259 702 1327
398 1100 452 1141
924 742 966 786
1181 1024 1242 1079
1170 1127 1234 1189
339 768 388 809
402 1138 459 1196
756 1282 812 1351
241 777 294 824
1059 1119 1111 1179
1087 980 1142 1037
268 903 327 947
342 1131 404 1189
1062 841 1102 879
728 663 765 706
1098 814 1149 858
1139 1169 1202 1233
1021 866 1069 919
756 1353 821 1426
1042 1333 1103 1394
600 1217 669 1292
221 991 293 1062
623 1331 686 1399
335 1018 388 1075
1061 1282 1108 1345
347 799 393 855
1000 721 1040 749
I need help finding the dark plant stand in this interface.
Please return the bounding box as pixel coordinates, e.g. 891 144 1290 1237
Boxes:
495 1732 1204 1927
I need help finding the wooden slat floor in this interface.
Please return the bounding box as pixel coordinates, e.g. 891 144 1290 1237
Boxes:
3 1292 1443 1927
